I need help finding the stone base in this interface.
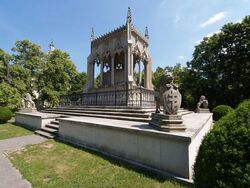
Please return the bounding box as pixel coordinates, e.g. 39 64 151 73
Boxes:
19 108 37 113
149 113 186 132
196 108 210 113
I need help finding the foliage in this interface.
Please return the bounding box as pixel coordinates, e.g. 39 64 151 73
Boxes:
184 16 250 109
0 123 32 140
212 105 234 121
0 48 12 83
153 63 182 92
9 64 31 95
0 106 13 123
0 82 21 111
9 140 188 188
194 100 250 188
70 72 87 94
37 49 78 106
12 40 44 94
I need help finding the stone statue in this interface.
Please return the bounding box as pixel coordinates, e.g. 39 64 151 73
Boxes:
155 72 181 114
20 93 36 112
196 95 210 113
150 72 185 132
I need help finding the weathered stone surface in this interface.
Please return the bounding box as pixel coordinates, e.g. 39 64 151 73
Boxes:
196 95 210 113
20 93 37 112
151 72 185 131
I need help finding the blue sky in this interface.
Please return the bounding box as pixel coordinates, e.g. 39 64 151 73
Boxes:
0 0 249 72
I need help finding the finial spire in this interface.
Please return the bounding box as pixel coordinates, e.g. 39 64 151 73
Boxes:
145 26 149 39
126 7 132 24
48 41 55 52
91 27 95 41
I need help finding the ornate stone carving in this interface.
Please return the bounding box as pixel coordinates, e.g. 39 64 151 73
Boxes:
150 72 186 132
196 95 210 113
20 93 37 112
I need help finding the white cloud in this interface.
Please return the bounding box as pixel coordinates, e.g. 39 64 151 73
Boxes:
178 56 185 59
195 30 221 45
201 11 227 28
235 19 243 23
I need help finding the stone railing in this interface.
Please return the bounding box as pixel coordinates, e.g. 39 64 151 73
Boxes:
59 88 156 108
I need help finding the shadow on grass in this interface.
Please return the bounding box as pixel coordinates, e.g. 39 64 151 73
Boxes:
12 122 36 132
53 138 193 187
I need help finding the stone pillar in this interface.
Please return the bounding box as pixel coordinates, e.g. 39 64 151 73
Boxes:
124 52 128 82
130 53 134 80
111 55 115 85
100 60 103 86
147 58 153 90
144 61 147 88
139 60 142 85
89 62 95 89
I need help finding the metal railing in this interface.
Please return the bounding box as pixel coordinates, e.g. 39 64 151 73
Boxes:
59 87 157 108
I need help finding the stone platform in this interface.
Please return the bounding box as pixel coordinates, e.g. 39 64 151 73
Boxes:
58 112 213 182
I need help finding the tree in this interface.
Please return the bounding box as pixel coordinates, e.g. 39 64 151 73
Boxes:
185 16 250 108
0 49 12 83
70 72 87 94
0 82 21 111
153 63 183 91
12 40 44 94
37 49 78 106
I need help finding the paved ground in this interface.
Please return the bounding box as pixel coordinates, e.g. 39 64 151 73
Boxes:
0 135 46 188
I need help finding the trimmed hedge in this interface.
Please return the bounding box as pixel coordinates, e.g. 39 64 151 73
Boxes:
194 100 250 187
0 106 13 124
212 105 233 121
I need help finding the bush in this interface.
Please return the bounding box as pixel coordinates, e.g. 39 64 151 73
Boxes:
212 105 233 121
194 100 250 188
0 82 21 111
0 106 13 124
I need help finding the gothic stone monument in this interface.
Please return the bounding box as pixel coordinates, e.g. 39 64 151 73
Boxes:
196 95 210 113
149 72 186 131
59 7 155 108
85 7 153 92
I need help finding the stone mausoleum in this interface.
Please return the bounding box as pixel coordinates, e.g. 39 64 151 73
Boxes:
60 7 155 107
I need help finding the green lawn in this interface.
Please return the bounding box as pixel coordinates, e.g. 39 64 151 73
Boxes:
9 140 191 188
0 122 33 140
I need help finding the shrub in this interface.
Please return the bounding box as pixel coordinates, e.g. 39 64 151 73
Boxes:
0 106 13 124
0 82 21 111
212 105 233 121
194 100 250 188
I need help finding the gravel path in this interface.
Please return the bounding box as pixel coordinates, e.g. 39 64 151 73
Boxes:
0 135 46 188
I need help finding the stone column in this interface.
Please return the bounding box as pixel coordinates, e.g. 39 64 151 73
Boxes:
146 58 153 90
130 53 134 80
138 60 142 85
100 60 104 86
111 55 115 85
87 61 94 90
124 52 128 82
144 61 147 88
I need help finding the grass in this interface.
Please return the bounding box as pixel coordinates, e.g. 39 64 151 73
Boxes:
9 140 192 188
0 122 33 140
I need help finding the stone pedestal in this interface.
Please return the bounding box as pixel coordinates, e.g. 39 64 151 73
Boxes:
149 113 186 132
196 108 210 113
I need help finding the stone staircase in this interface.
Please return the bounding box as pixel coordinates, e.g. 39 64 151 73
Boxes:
40 106 192 123
35 120 59 139
36 107 193 138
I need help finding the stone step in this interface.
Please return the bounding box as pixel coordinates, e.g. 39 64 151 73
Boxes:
45 123 59 130
34 130 56 139
42 109 151 118
41 127 58 133
43 110 150 122
49 107 155 113
50 120 59 125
